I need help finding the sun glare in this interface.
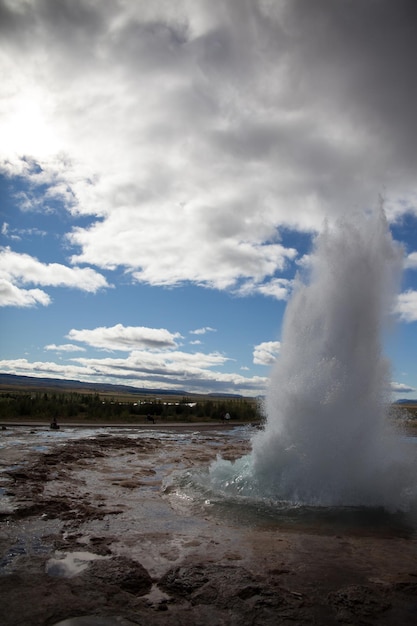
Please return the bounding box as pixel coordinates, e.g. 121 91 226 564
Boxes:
2 93 59 159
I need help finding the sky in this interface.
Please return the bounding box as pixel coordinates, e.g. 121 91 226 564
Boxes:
0 0 417 399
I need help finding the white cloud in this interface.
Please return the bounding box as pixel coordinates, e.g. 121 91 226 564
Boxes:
0 247 109 297
396 290 417 322
0 278 51 307
1 1 416 293
190 327 216 335
238 278 292 300
405 252 417 269
0 353 268 396
0 358 96 381
45 344 86 353
296 254 312 268
390 381 416 393
67 324 182 352
253 341 281 366
73 349 229 372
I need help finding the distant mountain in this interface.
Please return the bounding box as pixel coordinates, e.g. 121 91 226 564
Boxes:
207 392 243 399
0 373 244 399
0 373 187 396
394 399 417 405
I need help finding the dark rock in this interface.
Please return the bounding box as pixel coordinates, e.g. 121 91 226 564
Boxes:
159 563 310 622
80 557 152 596
393 582 417 595
327 584 392 621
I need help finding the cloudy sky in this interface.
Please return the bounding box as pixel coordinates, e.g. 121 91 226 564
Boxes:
1 0 417 398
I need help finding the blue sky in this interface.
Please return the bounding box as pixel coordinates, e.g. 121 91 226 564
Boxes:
0 0 417 399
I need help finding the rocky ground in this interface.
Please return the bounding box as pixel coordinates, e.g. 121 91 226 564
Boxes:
1 427 417 625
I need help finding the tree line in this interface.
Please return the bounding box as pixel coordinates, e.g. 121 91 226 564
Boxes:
0 391 262 423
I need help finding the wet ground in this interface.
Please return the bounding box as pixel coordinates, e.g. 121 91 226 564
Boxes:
1 424 417 625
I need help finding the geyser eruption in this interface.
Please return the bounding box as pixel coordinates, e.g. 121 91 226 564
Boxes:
211 209 414 510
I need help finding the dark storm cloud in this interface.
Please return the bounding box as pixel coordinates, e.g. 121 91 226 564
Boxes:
282 0 417 170
1 0 417 295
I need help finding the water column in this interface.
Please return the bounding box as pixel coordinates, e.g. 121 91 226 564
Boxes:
251 209 412 508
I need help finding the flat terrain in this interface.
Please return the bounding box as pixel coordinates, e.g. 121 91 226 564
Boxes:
1 425 417 625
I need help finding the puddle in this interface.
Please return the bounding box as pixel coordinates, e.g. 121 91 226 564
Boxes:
46 550 109 578
0 424 254 581
0 532 53 573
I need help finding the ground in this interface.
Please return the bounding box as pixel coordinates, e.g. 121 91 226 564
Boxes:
1 425 417 625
